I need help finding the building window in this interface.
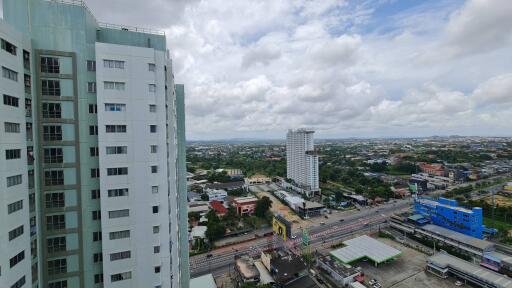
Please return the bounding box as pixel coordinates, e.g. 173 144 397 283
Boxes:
150 145 158 153
90 147 99 157
105 125 126 133
23 50 30 70
151 165 158 173
154 266 161 273
108 209 129 219
43 148 63 163
93 253 103 263
2 66 18 81
41 57 60 74
149 84 156 92
9 225 24 241
42 80 61 96
9 251 25 268
150 125 157 133
87 82 96 93
105 103 126 112
5 149 21 160
91 189 100 199
148 63 156 71
106 146 127 155
7 200 23 214
108 188 128 197
89 125 98 136
92 210 101 220
152 186 159 194
24 74 31 88
44 170 64 186
153 226 160 234
7 175 22 187
104 81 125 90
91 168 100 178
48 258 67 275
4 122 20 133
42 103 62 118
111 271 132 282
48 280 68 288
10 276 25 288
152 206 159 214
93 231 102 242
47 236 66 253
94 273 104 284
3 94 19 107
89 104 97 114
87 60 96 71
153 246 160 254
43 125 62 141
110 250 131 261
103 59 125 69
149 104 157 112
109 230 130 240
46 215 65 231
107 167 128 176
1 38 17 55
45 192 64 208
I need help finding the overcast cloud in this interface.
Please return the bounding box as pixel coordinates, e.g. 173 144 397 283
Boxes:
2 0 512 139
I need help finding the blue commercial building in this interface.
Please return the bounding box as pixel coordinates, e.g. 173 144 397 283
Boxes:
414 197 488 239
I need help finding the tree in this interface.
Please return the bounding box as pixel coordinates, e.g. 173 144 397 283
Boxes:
205 221 226 242
254 196 272 218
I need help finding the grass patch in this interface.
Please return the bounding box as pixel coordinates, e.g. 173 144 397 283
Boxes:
484 217 512 232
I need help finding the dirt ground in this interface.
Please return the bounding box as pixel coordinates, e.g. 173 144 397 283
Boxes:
483 194 512 207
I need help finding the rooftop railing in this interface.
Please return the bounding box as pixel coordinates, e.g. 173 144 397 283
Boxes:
98 22 165 36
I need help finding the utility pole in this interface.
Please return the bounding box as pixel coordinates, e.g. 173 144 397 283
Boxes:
492 189 496 228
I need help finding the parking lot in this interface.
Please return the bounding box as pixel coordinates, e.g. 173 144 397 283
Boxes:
358 238 457 288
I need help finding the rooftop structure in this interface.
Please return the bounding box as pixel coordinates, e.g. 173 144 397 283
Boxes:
232 196 258 216
415 197 488 239
190 274 217 288
264 250 308 285
317 255 361 286
330 235 402 265
235 256 260 284
210 200 228 216
205 180 245 191
419 224 495 253
427 253 512 288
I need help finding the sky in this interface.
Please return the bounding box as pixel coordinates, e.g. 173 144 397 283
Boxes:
2 0 512 140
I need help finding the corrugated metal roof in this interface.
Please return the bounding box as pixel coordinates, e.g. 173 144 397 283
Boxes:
422 224 494 251
429 253 512 288
330 235 401 264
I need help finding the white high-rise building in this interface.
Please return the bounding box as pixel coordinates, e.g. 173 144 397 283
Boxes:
286 129 320 197
0 19 33 288
1 1 190 287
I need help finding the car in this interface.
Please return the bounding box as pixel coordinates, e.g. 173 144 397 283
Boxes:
372 284 381 288
324 215 329 219
369 279 377 285
291 235 297 239
320 222 326 225
316 277 325 284
339 219 345 222
455 281 464 286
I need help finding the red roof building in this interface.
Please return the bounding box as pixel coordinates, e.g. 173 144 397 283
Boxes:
210 200 227 216
419 163 445 176
232 196 258 216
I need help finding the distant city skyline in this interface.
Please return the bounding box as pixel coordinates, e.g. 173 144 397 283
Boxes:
2 0 510 140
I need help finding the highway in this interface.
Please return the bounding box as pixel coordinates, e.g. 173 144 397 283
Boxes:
189 199 411 278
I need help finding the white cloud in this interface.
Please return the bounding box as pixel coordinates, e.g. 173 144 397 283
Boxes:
3 0 510 139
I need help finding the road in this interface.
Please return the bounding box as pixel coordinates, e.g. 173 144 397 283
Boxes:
189 198 411 278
